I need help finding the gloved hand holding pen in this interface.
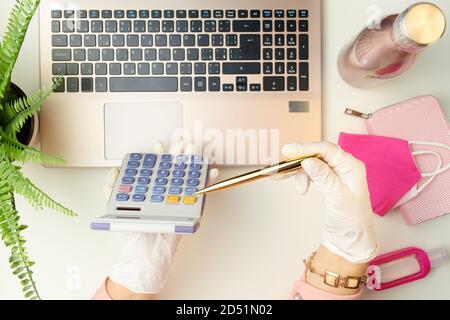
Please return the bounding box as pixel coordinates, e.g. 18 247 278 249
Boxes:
281 142 378 299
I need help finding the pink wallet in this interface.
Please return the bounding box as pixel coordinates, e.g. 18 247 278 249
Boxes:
346 96 450 224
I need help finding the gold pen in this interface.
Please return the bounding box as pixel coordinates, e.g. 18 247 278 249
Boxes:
194 154 322 195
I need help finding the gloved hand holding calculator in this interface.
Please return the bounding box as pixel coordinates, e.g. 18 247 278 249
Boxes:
94 140 219 297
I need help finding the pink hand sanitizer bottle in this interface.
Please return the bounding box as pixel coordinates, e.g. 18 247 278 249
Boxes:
338 2 446 88
368 247 448 291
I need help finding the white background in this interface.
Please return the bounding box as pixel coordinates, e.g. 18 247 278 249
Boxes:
0 0 449 299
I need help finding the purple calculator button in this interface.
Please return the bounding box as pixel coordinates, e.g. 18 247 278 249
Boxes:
191 155 203 163
161 154 173 161
140 169 152 176
184 187 197 195
176 155 189 163
187 179 199 186
116 193 129 201
151 195 164 202
174 162 187 170
127 160 140 168
157 170 170 177
159 161 172 169
124 169 137 176
155 178 168 185
189 163 202 170
135 185 148 193
153 186 166 194
188 171 201 178
130 153 143 160
137 177 150 185
173 170 185 177
169 186 182 195
132 194 145 202
171 178 184 186
122 176 135 184
143 154 156 168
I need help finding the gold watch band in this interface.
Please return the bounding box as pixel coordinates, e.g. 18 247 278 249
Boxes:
303 251 367 289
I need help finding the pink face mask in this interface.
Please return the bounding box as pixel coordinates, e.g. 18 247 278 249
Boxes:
338 133 450 216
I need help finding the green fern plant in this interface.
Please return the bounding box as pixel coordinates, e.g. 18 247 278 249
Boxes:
0 0 76 300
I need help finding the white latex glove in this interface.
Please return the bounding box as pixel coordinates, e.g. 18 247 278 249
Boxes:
282 142 378 264
103 139 219 294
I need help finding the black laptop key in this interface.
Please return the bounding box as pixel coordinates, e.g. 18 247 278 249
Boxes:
164 10 175 18
187 48 199 61
126 10 137 19
139 10 150 18
287 76 297 91
166 63 178 75
299 20 309 32
67 63 79 75
226 10 236 18
183 35 195 46
51 10 62 19
52 63 67 75
212 34 223 46
155 35 168 47
208 77 221 92
189 10 199 18
238 10 248 18
52 49 71 61
218 20 231 32
176 10 187 18
76 20 89 33
64 10 74 18
201 10 212 18
204 20 217 32
287 20 296 32
134 20 146 32
180 63 192 74
67 77 79 92
110 77 178 92
275 20 285 32
232 20 260 32
197 34 209 46
174 21 187 33
173 48 185 61
250 84 261 91
101 10 112 18
148 21 160 33
190 20 202 32
213 10 224 18
52 35 67 47
76 10 86 19
95 77 107 92
208 63 220 74
215 48 227 60
144 49 157 61
91 20 103 32
194 62 206 74
170 35 182 47
120 20 132 32
250 10 261 18
229 34 260 60
223 84 234 91
299 62 309 91
81 77 93 92
263 76 285 91
299 34 309 60
263 20 273 32
180 77 192 91
222 62 260 74
226 34 238 46
114 10 125 18
194 77 207 92
63 20 75 33
105 20 117 33
89 10 99 19
152 63 164 75
152 10 162 19
162 20 175 33
52 21 60 33
158 48 171 61
201 48 213 61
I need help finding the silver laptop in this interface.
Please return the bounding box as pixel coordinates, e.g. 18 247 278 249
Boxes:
39 0 322 167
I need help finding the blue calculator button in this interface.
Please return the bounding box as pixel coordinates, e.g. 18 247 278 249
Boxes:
159 161 172 169
174 162 187 170
132 194 145 202
191 155 203 163
140 169 152 176
116 193 129 201
188 171 201 178
135 185 148 193
155 178 168 185
161 154 173 161
143 154 157 168
171 178 184 186
169 186 182 195
185 187 197 195
150 195 164 202
127 160 140 168
124 169 137 176
172 170 185 177
187 179 200 186
157 169 170 177
137 177 150 185
130 153 143 160
176 155 189 163
121 176 135 184
153 186 166 194
189 163 202 170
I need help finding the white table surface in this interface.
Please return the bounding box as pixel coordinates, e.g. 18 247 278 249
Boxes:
1 0 449 300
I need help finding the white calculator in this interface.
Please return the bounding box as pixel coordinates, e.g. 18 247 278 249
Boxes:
91 153 209 234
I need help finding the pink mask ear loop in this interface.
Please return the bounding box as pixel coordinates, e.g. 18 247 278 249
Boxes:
409 141 450 194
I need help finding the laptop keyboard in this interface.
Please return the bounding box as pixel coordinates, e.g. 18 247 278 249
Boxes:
50 9 310 93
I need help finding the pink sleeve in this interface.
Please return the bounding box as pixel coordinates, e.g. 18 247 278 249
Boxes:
92 280 113 300
291 273 364 300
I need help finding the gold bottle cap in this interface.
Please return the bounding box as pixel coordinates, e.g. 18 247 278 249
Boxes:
404 2 446 45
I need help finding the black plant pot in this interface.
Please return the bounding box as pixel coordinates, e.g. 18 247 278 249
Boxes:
7 83 38 146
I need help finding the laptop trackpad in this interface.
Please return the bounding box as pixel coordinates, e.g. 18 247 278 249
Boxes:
104 102 182 160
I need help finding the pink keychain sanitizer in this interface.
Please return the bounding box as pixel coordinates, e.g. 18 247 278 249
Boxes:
368 247 448 291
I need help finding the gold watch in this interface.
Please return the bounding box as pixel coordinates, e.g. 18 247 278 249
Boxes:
303 251 367 289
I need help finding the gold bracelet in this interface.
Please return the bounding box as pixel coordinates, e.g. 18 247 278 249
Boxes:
303 251 367 289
